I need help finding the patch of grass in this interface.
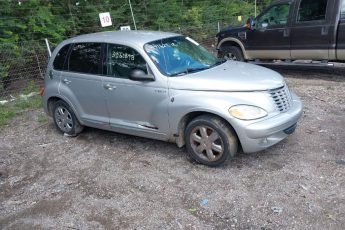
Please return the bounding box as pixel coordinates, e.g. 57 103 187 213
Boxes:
15 95 42 110
0 95 43 127
0 80 44 128
37 113 49 123
0 106 16 127
23 80 39 95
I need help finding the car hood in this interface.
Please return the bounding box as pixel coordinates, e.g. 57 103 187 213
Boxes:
217 25 247 37
168 61 285 92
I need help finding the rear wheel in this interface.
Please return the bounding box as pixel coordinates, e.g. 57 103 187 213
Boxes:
52 100 83 136
222 46 244 61
185 115 238 167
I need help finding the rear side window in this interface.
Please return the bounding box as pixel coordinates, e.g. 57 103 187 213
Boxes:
53 44 71 70
297 0 328 22
68 43 101 74
341 0 345 19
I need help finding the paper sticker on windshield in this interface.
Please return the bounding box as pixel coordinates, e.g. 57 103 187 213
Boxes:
186 37 199 46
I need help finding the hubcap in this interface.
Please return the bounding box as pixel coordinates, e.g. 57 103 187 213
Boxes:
224 52 237 61
54 106 73 133
190 125 224 162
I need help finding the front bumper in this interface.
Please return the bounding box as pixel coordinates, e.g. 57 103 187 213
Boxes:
235 93 303 153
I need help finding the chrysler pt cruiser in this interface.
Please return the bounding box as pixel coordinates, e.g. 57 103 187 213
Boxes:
42 31 303 166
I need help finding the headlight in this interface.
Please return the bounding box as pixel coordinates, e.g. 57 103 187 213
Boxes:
229 105 267 120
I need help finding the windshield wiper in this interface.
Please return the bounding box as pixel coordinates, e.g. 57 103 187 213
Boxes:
170 66 210 76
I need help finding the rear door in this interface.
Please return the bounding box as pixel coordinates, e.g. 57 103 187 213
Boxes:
246 2 292 59
337 0 345 60
49 44 71 95
290 0 335 60
59 42 109 127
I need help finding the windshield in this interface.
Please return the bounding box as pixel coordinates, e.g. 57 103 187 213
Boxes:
144 36 222 76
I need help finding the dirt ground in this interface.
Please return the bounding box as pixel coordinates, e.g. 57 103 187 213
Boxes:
1 66 345 229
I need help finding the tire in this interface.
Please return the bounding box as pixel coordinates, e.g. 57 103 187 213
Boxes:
52 100 83 136
185 115 238 167
222 46 244 61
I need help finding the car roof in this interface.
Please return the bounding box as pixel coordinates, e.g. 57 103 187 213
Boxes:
64 30 180 46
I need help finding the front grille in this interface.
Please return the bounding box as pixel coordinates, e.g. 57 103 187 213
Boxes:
269 85 292 112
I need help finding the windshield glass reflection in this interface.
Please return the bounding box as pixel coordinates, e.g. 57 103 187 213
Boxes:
144 36 223 76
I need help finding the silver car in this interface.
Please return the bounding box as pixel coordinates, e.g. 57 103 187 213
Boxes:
42 31 303 166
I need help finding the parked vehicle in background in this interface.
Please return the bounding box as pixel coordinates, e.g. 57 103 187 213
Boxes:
42 31 303 166
216 0 345 63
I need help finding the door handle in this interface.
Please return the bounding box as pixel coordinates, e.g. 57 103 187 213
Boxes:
104 83 116 90
321 26 329 36
280 28 290 37
63 78 71 85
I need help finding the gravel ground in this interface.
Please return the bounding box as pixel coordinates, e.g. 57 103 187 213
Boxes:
0 66 345 229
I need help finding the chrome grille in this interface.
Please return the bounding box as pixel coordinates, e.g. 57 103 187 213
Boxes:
269 85 292 112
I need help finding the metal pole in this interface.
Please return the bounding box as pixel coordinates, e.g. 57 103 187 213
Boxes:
255 0 257 17
128 0 137 30
34 51 43 79
45 38 51 57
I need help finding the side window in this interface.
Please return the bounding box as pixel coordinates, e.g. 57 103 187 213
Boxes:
107 44 147 79
68 43 101 74
297 0 328 22
341 0 345 19
53 44 71 71
257 4 290 29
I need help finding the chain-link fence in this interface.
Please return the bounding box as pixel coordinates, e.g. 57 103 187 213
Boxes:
0 42 48 98
0 0 271 99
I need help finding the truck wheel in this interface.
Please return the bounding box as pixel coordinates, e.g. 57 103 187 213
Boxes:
185 115 238 167
53 100 83 136
222 46 244 61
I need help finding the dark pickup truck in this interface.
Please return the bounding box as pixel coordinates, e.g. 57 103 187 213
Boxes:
216 0 345 62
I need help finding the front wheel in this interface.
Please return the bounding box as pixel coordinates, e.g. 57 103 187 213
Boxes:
185 115 238 167
52 100 83 136
222 46 244 61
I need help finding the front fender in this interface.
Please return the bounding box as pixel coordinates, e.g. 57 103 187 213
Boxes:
217 37 248 59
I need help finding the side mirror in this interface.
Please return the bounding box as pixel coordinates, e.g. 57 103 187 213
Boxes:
246 17 255 30
129 69 154 81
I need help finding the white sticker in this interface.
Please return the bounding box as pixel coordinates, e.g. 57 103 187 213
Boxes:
99 12 112 27
186 37 199 46
120 26 131 31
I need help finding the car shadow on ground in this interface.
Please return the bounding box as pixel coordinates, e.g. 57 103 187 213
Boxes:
71 126 291 170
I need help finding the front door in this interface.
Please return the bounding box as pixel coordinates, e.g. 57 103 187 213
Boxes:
290 0 335 60
103 43 170 140
246 2 292 59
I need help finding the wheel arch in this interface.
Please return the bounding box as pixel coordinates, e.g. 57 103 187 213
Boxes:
47 96 82 124
217 38 247 60
175 111 242 151
47 96 63 116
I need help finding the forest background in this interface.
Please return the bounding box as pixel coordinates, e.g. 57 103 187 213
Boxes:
0 0 272 95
